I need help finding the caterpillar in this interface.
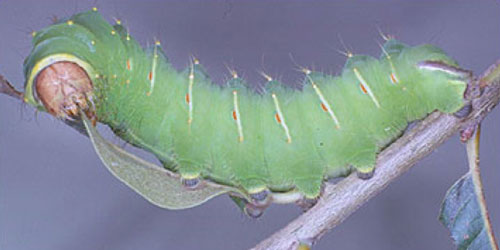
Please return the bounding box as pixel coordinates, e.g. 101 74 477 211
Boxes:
4 2 500 250
20 8 469 216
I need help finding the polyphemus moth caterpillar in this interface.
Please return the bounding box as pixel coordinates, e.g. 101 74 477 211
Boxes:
21 9 469 215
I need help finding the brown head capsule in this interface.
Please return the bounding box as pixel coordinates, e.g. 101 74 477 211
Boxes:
35 61 95 121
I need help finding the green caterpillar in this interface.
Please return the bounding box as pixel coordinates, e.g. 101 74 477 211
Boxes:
23 9 468 212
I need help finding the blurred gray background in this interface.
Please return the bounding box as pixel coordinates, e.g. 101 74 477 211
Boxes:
1 1 499 249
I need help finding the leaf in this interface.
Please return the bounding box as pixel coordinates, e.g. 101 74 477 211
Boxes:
439 127 498 250
439 173 493 249
81 113 242 210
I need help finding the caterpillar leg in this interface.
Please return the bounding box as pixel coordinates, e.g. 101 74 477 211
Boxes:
181 177 201 189
296 194 320 212
355 165 376 179
230 177 272 217
229 195 266 218
453 104 472 118
235 167 272 205
249 189 270 205
351 147 377 180
177 162 203 189
294 178 323 200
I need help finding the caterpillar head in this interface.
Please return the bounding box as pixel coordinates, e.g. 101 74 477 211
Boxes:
34 61 95 122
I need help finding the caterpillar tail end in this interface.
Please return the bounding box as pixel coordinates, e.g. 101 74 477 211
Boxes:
34 61 96 125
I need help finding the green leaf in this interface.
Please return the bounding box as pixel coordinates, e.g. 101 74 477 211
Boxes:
439 127 498 250
439 173 493 249
81 113 242 209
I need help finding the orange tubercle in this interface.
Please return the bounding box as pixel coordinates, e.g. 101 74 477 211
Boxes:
320 102 328 112
232 110 238 121
275 113 282 124
390 73 397 84
359 83 368 94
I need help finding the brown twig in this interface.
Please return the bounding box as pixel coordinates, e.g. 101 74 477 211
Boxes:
0 74 23 100
252 61 500 250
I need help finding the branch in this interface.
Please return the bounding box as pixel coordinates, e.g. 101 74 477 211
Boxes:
0 74 23 100
252 61 500 250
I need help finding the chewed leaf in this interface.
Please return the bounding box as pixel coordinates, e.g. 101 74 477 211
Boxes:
81 113 239 210
439 173 495 249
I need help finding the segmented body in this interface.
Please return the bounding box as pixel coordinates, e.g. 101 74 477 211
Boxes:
24 10 467 199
